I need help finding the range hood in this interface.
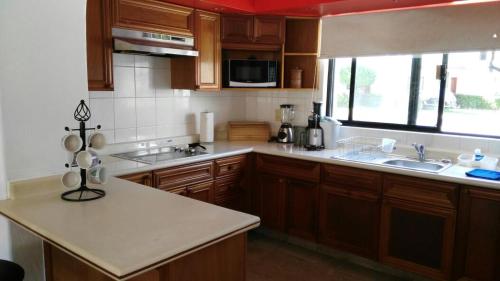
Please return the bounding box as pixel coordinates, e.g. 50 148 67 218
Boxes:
112 28 198 57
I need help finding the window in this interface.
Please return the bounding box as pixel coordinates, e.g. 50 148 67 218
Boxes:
326 50 500 138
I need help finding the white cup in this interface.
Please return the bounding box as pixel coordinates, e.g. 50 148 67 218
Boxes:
61 134 83 153
88 132 106 150
61 171 81 188
87 165 108 184
76 150 99 169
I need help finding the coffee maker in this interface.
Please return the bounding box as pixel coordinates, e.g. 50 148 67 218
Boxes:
277 104 295 143
305 102 325 150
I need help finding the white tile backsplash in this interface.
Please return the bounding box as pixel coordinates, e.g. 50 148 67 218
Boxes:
113 67 135 98
136 98 156 127
89 98 114 129
135 68 155 97
115 128 137 143
114 98 136 129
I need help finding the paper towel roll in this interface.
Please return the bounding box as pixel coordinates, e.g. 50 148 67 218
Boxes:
200 112 214 143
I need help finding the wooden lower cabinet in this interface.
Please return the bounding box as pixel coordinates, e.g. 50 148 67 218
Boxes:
186 180 214 203
215 175 244 211
380 175 458 281
286 179 318 241
257 173 286 232
118 171 153 187
454 187 500 281
318 184 381 259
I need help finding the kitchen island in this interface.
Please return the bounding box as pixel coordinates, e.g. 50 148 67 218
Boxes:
0 177 260 281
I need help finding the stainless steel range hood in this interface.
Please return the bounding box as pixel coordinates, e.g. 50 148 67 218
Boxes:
112 28 198 57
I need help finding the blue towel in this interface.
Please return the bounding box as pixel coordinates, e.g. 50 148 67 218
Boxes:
466 169 500 181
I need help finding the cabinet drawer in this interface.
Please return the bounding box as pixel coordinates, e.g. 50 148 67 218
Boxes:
383 174 458 209
215 155 247 178
154 161 214 190
256 154 320 182
215 175 242 203
322 164 382 194
118 171 153 187
112 0 194 36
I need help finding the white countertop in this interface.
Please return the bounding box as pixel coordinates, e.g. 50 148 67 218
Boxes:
105 141 500 190
0 177 260 280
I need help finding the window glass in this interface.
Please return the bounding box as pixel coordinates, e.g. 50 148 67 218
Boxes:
352 55 413 124
441 51 500 136
416 54 443 126
331 58 351 120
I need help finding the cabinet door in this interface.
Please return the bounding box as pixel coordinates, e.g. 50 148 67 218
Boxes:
286 179 318 241
195 11 220 90
118 171 153 187
112 0 194 36
186 180 214 203
454 187 500 281
87 0 113 91
318 185 380 259
257 173 286 232
254 16 285 44
221 15 254 43
380 198 456 280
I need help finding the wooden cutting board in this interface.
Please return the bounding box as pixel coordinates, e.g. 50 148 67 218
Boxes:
227 121 271 141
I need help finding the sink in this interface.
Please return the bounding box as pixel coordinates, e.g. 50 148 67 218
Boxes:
382 159 451 173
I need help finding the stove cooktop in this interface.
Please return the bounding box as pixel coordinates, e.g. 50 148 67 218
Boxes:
111 146 209 165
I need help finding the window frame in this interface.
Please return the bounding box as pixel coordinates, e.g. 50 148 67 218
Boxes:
325 54 500 139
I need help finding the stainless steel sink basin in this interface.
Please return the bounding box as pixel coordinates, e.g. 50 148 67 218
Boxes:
382 159 451 173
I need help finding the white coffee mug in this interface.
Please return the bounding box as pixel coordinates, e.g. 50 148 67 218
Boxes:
88 132 106 150
87 165 108 184
61 134 83 153
61 171 81 188
76 150 99 169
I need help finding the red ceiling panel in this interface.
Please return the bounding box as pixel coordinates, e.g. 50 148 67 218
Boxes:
165 0 500 16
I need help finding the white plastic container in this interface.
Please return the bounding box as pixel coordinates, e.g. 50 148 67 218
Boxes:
481 156 499 170
321 117 342 149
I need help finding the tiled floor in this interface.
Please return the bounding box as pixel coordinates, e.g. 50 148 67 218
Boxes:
247 233 410 281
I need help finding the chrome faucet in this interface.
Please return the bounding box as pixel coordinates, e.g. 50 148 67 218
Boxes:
412 143 426 162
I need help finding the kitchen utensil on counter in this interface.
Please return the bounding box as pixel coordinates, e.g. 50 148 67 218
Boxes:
321 117 342 149
289 68 303 88
61 133 83 153
61 171 82 188
88 132 106 150
228 121 271 141
305 102 325 150
87 165 108 184
60 100 106 202
200 112 214 143
277 104 295 143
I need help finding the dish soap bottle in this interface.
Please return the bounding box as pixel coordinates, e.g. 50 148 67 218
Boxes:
472 148 484 167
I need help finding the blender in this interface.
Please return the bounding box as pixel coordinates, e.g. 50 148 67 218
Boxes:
277 104 295 143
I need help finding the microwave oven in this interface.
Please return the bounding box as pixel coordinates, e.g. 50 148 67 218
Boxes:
223 59 278 88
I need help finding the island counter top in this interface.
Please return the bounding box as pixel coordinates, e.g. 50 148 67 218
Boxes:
0 177 260 280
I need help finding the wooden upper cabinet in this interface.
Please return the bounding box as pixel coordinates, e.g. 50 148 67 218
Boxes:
221 15 254 43
111 0 194 36
221 15 285 45
86 0 113 91
195 11 220 90
454 187 500 281
254 16 285 44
